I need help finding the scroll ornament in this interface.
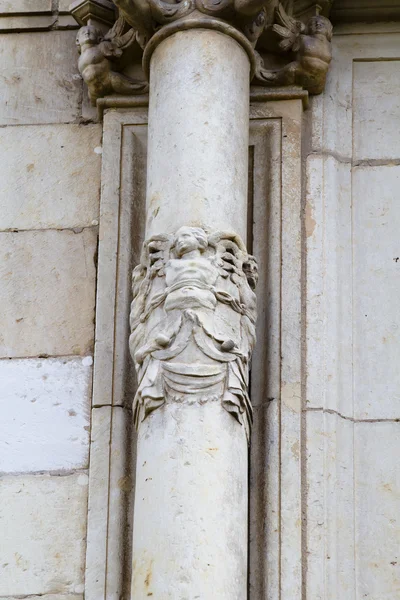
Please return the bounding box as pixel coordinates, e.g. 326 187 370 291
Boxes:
129 227 258 440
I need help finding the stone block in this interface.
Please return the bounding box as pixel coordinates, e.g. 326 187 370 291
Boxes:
353 60 400 161
59 0 76 11
353 165 400 419
0 124 102 230
0 473 88 596
0 356 92 473
0 15 57 30
0 228 97 358
355 422 400 599
0 31 82 125
305 410 356 598
0 0 52 12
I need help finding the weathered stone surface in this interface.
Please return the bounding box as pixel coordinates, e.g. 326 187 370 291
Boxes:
0 0 52 12
355 422 400 600
1 596 82 600
59 0 74 11
305 154 353 416
0 357 92 473
353 165 400 419
305 410 356 599
353 60 400 161
0 14 57 30
0 473 88 597
0 31 82 125
147 30 249 239
0 124 102 230
0 228 97 358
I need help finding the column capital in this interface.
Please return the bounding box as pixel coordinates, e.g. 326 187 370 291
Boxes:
71 0 333 105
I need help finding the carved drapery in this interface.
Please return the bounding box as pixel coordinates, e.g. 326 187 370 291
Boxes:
129 227 258 439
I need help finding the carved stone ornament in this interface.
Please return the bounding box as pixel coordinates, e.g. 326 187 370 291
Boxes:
76 16 148 105
254 4 333 95
72 0 333 103
129 227 258 440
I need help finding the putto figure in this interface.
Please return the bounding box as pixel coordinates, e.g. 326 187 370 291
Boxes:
129 227 258 439
255 5 333 94
76 17 148 105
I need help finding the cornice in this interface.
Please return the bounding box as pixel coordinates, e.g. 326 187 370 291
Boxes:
330 0 400 23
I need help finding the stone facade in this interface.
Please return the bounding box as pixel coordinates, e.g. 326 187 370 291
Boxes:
0 5 100 598
1 2 399 599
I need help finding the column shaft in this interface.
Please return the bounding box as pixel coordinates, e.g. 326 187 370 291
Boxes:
130 27 254 600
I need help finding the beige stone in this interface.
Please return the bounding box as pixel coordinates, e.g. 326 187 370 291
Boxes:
353 165 400 419
0 228 97 358
0 124 101 230
353 60 400 161
0 357 92 473
0 473 88 597
355 422 400 600
305 410 356 599
0 0 52 12
0 15 56 30
1 596 82 600
59 0 74 11
0 31 82 125
85 406 131 600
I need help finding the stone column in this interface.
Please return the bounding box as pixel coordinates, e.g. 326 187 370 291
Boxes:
128 18 258 600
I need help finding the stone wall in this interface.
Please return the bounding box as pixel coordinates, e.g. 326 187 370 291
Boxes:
0 3 101 598
304 22 400 600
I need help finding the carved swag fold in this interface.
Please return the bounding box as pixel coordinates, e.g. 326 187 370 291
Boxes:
129 227 258 440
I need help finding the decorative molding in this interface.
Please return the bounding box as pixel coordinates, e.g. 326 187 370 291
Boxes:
85 98 304 600
141 16 258 79
330 0 400 23
293 0 333 19
70 0 116 28
129 227 258 439
96 86 308 119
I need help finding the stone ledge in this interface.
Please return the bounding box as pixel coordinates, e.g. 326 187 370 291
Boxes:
331 0 400 23
97 86 309 119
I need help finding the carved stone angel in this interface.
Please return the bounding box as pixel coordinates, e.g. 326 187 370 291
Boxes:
76 16 148 105
255 3 333 94
129 227 258 439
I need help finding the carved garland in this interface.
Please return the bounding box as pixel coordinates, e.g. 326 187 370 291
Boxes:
129 227 258 440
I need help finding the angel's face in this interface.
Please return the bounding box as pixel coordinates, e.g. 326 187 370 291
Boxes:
308 16 332 40
175 228 201 256
76 26 101 49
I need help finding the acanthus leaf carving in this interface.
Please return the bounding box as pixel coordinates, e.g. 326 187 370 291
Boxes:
129 227 258 440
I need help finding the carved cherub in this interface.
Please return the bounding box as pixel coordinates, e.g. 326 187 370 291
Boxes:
254 4 332 94
76 17 148 106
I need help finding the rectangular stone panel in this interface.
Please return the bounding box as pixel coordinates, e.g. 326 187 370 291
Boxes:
0 356 92 473
0 124 102 230
353 165 400 419
355 422 400 600
0 228 97 357
0 473 88 596
305 410 356 599
353 60 400 161
0 0 52 12
0 31 82 125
